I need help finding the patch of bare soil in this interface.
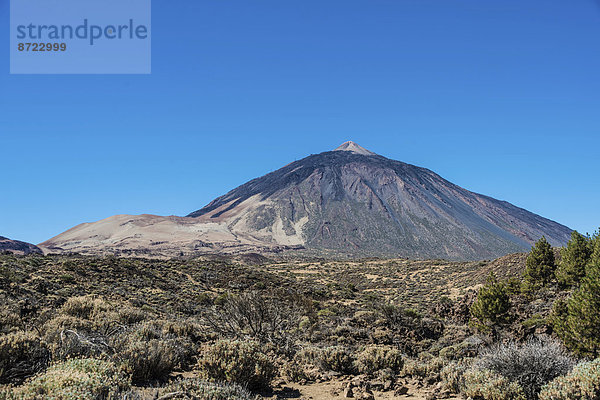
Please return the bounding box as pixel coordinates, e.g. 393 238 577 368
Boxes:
267 378 461 399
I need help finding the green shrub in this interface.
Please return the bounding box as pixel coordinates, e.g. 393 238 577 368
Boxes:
297 345 356 374
474 338 574 400
0 307 22 334
470 273 511 331
0 358 130 400
204 291 302 351
60 296 110 320
556 231 592 287
463 368 526 400
539 358 600 400
0 332 49 384
52 328 113 361
197 340 276 390
522 314 547 330
591 230 600 266
121 321 198 369
402 354 446 381
158 378 257 400
440 358 472 393
439 345 459 360
553 264 600 357
43 296 120 360
522 237 556 293
315 346 355 374
281 360 313 383
116 337 179 384
354 345 403 376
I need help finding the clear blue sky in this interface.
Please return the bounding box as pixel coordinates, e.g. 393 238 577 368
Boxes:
1 0 599 244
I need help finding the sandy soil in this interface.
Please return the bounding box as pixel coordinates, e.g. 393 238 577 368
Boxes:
266 379 461 400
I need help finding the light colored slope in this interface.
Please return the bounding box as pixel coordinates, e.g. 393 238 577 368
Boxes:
39 212 300 258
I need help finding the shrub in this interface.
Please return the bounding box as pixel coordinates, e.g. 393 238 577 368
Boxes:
197 340 276 390
281 360 313 383
0 332 50 384
378 303 443 341
115 337 179 384
43 296 122 360
60 296 110 320
474 338 574 400
122 321 198 368
0 301 22 334
462 368 526 400
522 237 556 293
0 358 130 400
439 345 458 360
158 378 257 400
402 355 446 381
354 345 403 376
539 358 600 400
470 273 511 331
553 263 600 357
440 358 472 394
305 346 356 374
556 231 592 287
63 331 113 361
204 291 303 352
591 230 600 266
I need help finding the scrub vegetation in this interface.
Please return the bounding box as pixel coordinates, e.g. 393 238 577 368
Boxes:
1 229 599 399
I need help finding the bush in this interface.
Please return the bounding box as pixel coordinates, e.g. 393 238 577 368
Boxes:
462 368 526 400
52 328 114 360
440 358 472 394
354 345 403 376
317 346 356 374
470 273 511 331
118 321 198 369
0 332 49 384
197 340 276 390
556 231 592 287
60 296 110 320
296 346 356 375
591 230 600 266
281 360 314 383
539 358 600 400
522 237 556 293
115 337 179 384
554 264 600 357
553 263 600 357
0 358 130 400
474 338 574 400
378 303 443 342
158 378 257 400
296 345 356 374
204 291 303 352
43 296 128 360
0 301 22 334
402 355 446 381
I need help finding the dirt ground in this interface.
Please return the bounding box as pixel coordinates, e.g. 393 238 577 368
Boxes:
266 379 462 400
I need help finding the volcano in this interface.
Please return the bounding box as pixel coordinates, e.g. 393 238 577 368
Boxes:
41 142 572 259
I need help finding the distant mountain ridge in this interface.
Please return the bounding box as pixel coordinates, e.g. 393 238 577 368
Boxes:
41 141 572 259
0 236 42 255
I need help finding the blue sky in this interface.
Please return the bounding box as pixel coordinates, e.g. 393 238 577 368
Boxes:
1 0 599 244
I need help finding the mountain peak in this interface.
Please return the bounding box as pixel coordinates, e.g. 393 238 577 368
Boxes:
43 141 572 260
333 141 377 156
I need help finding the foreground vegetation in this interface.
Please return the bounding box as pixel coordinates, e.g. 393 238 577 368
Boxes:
0 229 599 399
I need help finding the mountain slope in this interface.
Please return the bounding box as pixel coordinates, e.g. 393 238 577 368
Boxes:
186 141 571 259
0 236 43 255
41 142 572 259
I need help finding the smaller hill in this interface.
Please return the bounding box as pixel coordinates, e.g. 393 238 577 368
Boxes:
0 236 43 255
